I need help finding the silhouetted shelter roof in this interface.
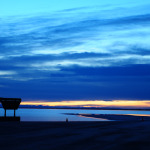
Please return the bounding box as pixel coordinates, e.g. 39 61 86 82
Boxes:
0 97 21 110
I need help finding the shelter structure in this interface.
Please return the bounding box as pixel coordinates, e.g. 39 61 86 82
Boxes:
0 97 21 117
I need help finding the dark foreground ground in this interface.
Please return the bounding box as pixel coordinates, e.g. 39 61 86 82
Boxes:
0 121 150 150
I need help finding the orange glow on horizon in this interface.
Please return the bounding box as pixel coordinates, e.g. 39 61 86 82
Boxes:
21 100 150 108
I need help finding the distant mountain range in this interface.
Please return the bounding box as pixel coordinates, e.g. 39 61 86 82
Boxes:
19 105 150 111
0 104 150 111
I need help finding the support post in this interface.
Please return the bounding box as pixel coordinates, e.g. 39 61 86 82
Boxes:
4 109 6 117
14 109 16 117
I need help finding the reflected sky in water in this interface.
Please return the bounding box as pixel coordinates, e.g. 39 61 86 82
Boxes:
0 108 150 121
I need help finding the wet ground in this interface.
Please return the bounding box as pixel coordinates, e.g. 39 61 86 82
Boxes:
0 121 150 150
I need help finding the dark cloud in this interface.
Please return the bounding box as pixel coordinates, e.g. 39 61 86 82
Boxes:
61 64 150 77
0 64 150 101
0 73 150 101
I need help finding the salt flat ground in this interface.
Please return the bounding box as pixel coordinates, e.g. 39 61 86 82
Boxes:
0 121 150 150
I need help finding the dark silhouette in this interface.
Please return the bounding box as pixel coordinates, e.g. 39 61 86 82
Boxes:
0 97 21 121
66 118 68 122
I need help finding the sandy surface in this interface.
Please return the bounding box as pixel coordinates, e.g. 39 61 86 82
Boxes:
1 121 150 150
79 114 150 121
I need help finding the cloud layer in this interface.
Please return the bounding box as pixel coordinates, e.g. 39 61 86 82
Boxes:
0 4 150 101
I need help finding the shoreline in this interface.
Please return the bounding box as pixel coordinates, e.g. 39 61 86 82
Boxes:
80 114 150 121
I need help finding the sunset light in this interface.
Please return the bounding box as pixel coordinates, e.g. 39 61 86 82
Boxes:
21 100 150 109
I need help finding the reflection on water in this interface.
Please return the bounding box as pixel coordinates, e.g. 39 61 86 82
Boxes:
0 108 150 121
128 114 150 117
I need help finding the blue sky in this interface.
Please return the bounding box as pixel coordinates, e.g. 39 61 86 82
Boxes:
0 0 150 102
1 0 150 16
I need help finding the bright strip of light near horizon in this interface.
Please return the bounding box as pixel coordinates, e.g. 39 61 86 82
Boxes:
21 100 150 109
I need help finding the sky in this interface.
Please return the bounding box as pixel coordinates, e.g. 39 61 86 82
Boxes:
0 0 150 108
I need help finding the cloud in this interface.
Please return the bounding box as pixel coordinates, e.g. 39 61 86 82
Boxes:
0 71 16 75
0 5 150 101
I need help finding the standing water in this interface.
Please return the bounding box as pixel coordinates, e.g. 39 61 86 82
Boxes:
0 108 150 121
